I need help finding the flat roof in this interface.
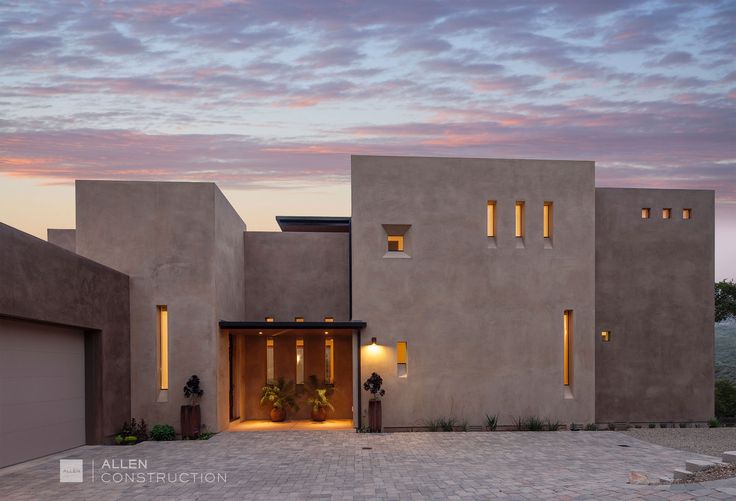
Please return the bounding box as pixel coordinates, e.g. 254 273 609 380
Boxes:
275 216 351 233
219 320 366 330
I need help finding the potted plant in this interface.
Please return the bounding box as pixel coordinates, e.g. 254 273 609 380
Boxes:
260 377 298 422
181 375 204 439
363 372 385 432
306 375 334 422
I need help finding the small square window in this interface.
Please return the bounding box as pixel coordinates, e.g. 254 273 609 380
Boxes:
387 235 404 252
601 331 611 342
662 208 671 219
641 208 650 219
683 208 692 219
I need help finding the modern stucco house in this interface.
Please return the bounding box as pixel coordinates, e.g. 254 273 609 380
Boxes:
0 155 715 467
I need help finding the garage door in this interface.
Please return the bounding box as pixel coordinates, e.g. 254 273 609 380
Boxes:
0 318 85 468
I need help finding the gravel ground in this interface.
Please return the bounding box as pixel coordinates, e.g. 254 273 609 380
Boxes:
674 463 736 484
624 427 736 457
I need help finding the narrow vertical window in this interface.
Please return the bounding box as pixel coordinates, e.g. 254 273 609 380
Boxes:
266 337 274 384
515 201 525 237
296 338 304 385
543 202 553 238
397 341 408 378
157 306 169 390
487 201 496 237
641 208 650 219
662 208 671 219
325 338 334 384
683 208 692 219
563 310 572 386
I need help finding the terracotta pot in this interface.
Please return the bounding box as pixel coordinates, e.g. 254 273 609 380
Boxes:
311 407 327 422
368 400 382 432
270 407 286 422
180 405 201 439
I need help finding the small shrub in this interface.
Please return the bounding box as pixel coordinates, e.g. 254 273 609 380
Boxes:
151 424 176 441
526 416 545 431
584 423 598 431
634 424 641 428
545 418 563 431
513 416 525 431
198 431 215 440
439 417 456 431
648 423 656 428
484 413 498 431
708 418 721 428
458 420 468 432
124 435 137 445
679 422 687 428
114 434 124 445
716 379 736 418
119 418 148 442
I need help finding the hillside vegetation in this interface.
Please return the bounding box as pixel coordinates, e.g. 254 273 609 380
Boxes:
716 320 736 382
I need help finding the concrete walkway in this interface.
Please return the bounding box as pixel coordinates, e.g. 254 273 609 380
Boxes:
1 430 735 500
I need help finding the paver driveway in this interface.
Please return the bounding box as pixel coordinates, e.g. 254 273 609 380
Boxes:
1 430 736 500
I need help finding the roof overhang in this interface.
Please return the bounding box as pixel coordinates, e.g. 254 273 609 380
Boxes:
275 216 351 233
219 320 366 330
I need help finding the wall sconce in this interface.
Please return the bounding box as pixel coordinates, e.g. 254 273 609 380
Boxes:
258 331 263 335
371 337 377 345
601 331 611 342
265 316 274 322
324 331 329 335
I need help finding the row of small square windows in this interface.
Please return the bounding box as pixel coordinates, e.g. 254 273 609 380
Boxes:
642 208 692 219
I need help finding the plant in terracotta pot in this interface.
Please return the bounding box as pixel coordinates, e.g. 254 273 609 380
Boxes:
260 377 298 422
306 375 334 422
363 372 385 432
181 375 204 439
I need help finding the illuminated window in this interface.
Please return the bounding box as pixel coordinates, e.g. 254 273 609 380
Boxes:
387 235 404 252
515 201 525 237
662 208 671 219
397 341 408 378
296 338 304 385
563 310 572 386
265 316 274 322
601 331 611 342
487 201 496 237
295 317 304 322
157 306 169 391
324 316 334 323
266 338 274 384
543 202 553 238
641 208 650 219
325 338 334 384
683 208 692 219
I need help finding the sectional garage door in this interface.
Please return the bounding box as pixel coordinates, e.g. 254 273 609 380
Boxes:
0 318 85 468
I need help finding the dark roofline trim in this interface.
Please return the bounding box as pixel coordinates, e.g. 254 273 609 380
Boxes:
219 320 366 330
276 216 351 233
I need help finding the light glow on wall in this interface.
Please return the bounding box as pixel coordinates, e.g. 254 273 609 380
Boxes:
662 208 672 219
157 305 169 391
641 208 651 219
683 208 692 219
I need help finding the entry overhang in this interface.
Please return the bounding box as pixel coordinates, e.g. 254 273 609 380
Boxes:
219 320 366 330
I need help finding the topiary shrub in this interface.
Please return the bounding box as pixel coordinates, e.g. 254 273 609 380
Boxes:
124 435 137 445
151 424 176 441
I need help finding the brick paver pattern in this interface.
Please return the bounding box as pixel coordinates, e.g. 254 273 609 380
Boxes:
1 430 736 500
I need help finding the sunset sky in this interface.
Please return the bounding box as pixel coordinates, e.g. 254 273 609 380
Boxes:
0 1 734 278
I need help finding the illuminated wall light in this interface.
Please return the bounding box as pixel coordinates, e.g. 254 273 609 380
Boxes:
295 317 304 322
601 331 611 342
683 208 692 219
157 305 169 391
487 201 496 237
265 316 274 322
324 316 334 322
563 310 572 386
515 201 525 237
662 208 671 219
324 330 329 335
641 208 650 219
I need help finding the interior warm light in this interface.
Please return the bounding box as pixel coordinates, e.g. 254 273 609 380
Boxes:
515 201 525 237
295 316 304 322
683 208 692 219
563 310 572 386
324 331 329 335
487 201 496 237
258 331 263 335
601 331 611 342
387 235 404 252
641 208 651 219
543 202 553 238
265 316 274 322
662 208 671 219
324 316 334 322
157 305 169 391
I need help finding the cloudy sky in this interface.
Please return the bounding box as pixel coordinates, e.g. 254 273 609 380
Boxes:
0 0 734 278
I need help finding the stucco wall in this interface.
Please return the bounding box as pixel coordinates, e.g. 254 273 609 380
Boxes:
75 181 245 433
244 232 350 321
0 223 130 443
47 229 76 253
595 188 714 423
351 155 596 428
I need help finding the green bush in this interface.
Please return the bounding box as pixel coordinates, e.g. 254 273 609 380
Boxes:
198 431 215 440
124 436 137 445
114 434 124 445
425 417 456 431
716 379 736 418
708 418 721 428
648 423 656 428
151 424 176 441
484 413 498 431
584 423 598 431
